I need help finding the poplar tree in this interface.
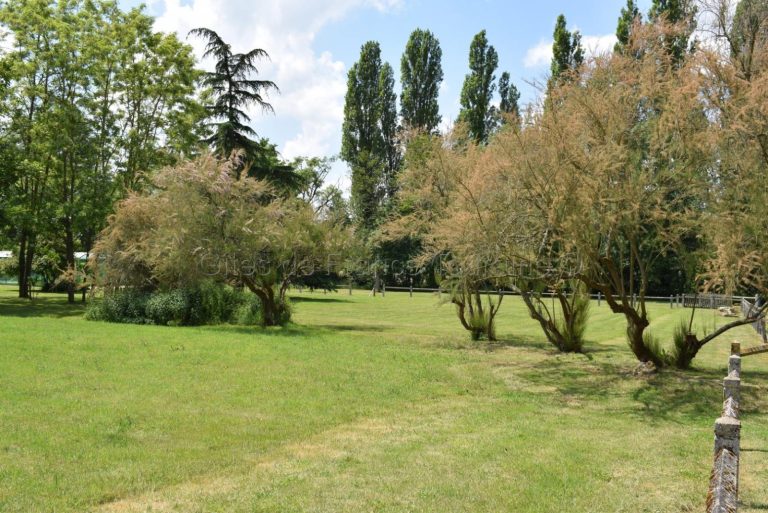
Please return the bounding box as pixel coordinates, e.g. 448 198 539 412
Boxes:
648 0 696 65
458 30 498 144
341 41 399 232
551 15 584 82
400 28 443 133
729 0 768 79
498 72 520 119
615 0 642 53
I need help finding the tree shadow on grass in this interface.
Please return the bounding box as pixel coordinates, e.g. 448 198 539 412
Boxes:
0 295 86 319
200 324 316 338
310 323 392 333
289 296 352 304
501 354 768 425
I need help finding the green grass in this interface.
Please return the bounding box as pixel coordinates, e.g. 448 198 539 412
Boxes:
1 285 768 512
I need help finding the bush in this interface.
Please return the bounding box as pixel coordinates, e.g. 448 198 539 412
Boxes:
86 289 152 324
467 309 493 341
86 282 263 327
641 329 668 365
555 285 591 352
234 294 263 326
668 320 700 369
145 290 187 326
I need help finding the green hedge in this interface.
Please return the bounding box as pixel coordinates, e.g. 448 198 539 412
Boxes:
86 282 262 326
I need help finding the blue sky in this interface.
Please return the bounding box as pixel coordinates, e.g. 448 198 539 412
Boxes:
122 0 653 189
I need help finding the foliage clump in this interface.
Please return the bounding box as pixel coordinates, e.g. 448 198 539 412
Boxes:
86 282 262 326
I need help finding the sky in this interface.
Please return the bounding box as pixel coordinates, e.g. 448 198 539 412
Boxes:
119 0 655 191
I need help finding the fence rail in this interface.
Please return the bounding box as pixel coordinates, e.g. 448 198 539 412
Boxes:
706 343 742 513
683 294 734 309
383 286 693 304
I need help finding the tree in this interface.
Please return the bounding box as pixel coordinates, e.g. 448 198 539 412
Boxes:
680 19 768 365
458 30 498 144
731 0 768 79
189 27 278 173
648 0 697 65
550 15 584 82
497 71 520 120
379 62 401 201
116 15 205 191
245 138 303 194
615 0 642 53
0 1 202 301
93 155 346 326
400 28 443 133
341 41 400 233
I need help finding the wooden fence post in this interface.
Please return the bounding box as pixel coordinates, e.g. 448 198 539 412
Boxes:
597 291 601 307
707 349 742 513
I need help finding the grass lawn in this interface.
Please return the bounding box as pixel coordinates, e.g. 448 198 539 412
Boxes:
1 285 768 512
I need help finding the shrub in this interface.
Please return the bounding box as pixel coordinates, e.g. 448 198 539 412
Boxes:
554 285 591 353
640 329 668 366
86 283 264 327
86 289 152 324
234 294 263 326
668 320 702 369
145 290 187 326
467 309 493 341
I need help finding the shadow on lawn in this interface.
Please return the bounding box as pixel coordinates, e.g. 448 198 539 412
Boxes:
289 295 352 304
0 294 86 319
504 353 768 424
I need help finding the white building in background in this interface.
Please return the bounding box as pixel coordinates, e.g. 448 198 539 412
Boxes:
0 251 88 261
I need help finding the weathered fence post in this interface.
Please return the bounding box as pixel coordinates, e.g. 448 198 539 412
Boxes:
728 354 741 379
670 294 673 309
409 278 413 298
349 279 352 296
707 344 742 513
597 291 601 307
382 283 386 297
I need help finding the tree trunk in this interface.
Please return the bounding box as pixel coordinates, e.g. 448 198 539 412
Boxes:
625 314 660 365
64 216 76 304
18 233 30 299
244 279 286 327
522 291 568 351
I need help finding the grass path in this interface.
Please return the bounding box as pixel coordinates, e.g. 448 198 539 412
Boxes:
2 287 768 511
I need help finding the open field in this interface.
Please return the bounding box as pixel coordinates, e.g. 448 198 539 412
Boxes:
2 285 768 512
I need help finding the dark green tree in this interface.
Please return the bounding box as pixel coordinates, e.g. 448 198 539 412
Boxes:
551 15 584 82
379 62 401 201
615 0 642 53
498 71 520 119
458 30 498 144
648 0 696 66
730 0 768 79
189 28 278 168
400 28 443 133
341 41 399 232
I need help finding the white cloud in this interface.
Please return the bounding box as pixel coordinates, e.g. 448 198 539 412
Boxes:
148 0 401 190
523 33 618 69
524 40 553 68
581 34 618 57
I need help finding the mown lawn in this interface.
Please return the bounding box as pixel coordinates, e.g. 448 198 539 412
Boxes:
1 285 767 512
